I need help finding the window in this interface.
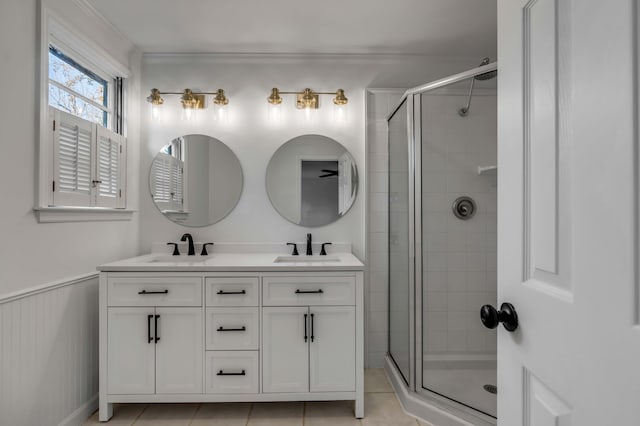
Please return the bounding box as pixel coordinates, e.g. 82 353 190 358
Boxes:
36 9 132 222
48 45 110 128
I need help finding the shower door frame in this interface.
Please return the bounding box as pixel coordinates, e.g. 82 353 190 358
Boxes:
386 62 498 426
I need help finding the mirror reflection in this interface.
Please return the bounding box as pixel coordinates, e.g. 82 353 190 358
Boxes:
149 134 243 227
266 134 358 227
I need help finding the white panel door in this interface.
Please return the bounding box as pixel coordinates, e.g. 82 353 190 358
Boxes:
498 1 640 425
262 307 309 393
155 307 203 394
309 306 355 392
107 307 155 394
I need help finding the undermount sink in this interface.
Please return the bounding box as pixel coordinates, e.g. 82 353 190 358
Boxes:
147 255 212 263
273 256 341 263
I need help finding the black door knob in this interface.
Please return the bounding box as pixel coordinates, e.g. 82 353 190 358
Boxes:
480 302 519 332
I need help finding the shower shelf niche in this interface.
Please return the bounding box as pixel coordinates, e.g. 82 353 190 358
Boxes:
477 165 497 175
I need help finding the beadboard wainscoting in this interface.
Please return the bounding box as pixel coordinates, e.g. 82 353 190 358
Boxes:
0 274 100 426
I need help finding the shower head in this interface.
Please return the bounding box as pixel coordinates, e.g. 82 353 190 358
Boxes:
474 57 497 81
458 57 497 117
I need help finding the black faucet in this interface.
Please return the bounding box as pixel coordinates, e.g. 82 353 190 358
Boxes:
180 233 195 256
306 233 313 256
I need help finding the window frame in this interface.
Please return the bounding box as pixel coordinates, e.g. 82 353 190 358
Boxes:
35 5 134 222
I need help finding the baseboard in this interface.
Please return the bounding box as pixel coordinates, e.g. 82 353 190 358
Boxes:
58 395 98 426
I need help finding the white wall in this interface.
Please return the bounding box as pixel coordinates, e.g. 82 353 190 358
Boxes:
139 54 481 262
0 0 142 296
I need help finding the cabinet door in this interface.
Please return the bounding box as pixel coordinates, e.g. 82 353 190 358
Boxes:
309 306 356 392
155 307 203 394
107 307 156 394
262 307 309 393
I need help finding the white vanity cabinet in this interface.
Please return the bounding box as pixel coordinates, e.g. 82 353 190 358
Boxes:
104 276 203 396
262 276 356 394
99 266 364 423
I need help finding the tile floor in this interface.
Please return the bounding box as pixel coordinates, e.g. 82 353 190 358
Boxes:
84 369 433 426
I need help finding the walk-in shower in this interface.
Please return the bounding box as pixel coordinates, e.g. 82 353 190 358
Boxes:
386 61 498 426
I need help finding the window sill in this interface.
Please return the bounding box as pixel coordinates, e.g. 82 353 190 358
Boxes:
34 207 136 223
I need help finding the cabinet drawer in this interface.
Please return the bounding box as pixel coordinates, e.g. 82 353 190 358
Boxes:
263 276 355 306
206 307 259 350
205 351 259 394
107 277 202 307
206 277 259 307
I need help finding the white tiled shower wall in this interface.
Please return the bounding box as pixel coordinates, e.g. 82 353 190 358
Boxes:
366 89 404 368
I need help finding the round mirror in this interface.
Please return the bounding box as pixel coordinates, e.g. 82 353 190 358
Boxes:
149 134 243 227
266 134 358 227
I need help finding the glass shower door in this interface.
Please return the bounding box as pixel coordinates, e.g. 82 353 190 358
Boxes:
388 99 411 384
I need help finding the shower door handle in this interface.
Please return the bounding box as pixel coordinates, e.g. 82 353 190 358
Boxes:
480 303 518 332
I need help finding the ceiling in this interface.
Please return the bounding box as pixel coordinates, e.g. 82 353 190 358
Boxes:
86 0 497 56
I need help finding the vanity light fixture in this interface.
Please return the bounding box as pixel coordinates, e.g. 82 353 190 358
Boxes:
267 87 348 121
146 88 229 121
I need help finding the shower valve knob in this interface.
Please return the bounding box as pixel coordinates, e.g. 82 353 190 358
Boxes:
480 303 519 332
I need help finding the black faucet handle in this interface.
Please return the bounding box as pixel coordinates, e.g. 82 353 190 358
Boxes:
320 242 332 256
167 242 180 256
286 243 299 256
201 243 214 256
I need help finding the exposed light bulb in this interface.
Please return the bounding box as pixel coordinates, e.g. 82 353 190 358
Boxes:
268 103 281 123
151 104 161 121
182 107 193 121
213 103 227 123
334 103 347 123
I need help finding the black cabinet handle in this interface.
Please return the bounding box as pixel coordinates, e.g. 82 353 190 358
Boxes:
217 326 246 332
138 289 169 295
217 290 246 295
310 313 315 342
147 314 153 343
217 370 246 376
154 315 160 343
295 289 324 294
304 313 308 342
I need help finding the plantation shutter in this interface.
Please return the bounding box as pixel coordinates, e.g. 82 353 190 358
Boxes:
151 153 183 211
50 107 126 208
171 158 184 211
52 109 94 206
96 126 125 208
151 154 172 205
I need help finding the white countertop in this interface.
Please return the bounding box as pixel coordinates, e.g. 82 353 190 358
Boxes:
98 251 365 272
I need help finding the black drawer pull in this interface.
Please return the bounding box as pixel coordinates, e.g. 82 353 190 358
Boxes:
154 315 160 343
310 313 315 342
304 313 308 342
295 289 324 294
147 314 154 344
217 290 247 295
217 326 246 332
138 289 169 295
217 370 246 376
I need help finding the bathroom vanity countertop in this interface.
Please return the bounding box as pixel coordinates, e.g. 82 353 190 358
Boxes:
97 251 365 272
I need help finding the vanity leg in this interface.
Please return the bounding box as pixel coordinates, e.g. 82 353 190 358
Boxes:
99 400 113 422
355 395 364 418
